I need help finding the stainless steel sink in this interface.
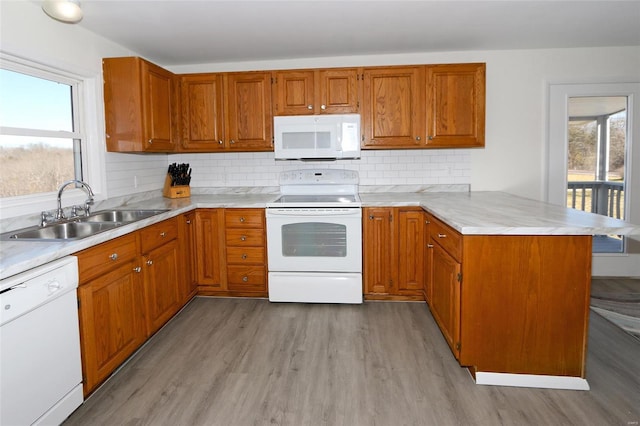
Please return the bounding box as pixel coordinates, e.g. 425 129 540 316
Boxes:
2 209 170 241
4 221 121 241
79 209 169 223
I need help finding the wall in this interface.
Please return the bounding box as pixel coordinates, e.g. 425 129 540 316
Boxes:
2 2 639 207
171 46 640 201
0 1 158 209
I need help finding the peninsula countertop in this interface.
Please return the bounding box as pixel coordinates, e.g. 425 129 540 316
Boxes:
1 190 639 280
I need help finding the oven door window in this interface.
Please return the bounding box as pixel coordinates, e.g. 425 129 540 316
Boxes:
281 222 347 257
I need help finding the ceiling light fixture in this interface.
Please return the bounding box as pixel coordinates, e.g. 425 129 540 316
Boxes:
42 0 83 24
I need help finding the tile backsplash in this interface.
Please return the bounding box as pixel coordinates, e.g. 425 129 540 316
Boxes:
169 149 471 188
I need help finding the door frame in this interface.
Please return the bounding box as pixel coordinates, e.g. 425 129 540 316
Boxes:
547 82 640 277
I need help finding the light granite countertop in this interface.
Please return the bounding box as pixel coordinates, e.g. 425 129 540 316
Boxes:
1 190 639 281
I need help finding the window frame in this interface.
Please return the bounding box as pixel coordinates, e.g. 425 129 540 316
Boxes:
0 53 106 219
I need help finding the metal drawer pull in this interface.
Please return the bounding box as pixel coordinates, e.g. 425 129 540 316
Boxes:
438 233 447 238
186 220 191 224
241 254 248 260
321 104 326 110
240 235 247 241
146 260 153 266
133 266 141 273
242 276 249 282
160 232 166 237
427 244 434 248
307 105 313 110
109 253 118 261
239 217 245 222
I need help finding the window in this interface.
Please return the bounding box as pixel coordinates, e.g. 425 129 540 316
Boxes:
0 66 82 197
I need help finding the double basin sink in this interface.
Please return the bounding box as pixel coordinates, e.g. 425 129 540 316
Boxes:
2 209 169 241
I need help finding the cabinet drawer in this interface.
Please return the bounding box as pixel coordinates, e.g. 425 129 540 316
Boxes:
77 233 138 283
227 265 266 292
224 209 264 229
430 216 462 261
140 217 178 253
226 247 265 265
225 228 265 246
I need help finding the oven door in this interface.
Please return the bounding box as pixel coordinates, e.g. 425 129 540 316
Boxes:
266 208 362 273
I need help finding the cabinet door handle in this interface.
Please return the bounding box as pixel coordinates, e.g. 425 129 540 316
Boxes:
320 104 326 110
241 254 248 260
240 235 247 241
369 215 374 220
146 260 153 266
239 217 245 223
186 220 191 224
133 266 141 273
230 139 236 144
160 232 166 237
438 233 447 238
427 244 434 248
148 139 153 144
428 136 433 141
307 104 313 110
425 220 431 224
218 140 223 145
242 276 249 282
109 253 118 261
415 136 421 141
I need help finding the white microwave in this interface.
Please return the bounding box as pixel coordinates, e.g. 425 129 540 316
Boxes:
273 114 361 160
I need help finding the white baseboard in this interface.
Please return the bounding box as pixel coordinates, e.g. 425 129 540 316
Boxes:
475 372 590 390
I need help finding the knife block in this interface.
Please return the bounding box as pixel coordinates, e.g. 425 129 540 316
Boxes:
162 174 191 199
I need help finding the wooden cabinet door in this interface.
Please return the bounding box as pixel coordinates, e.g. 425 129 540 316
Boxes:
181 74 225 151
179 212 198 303
195 209 223 289
430 241 461 359
143 239 181 335
225 72 273 151
103 57 176 153
141 60 175 151
273 70 315 115
424 216 433 303
397 209 425 295
318 68 359 114
77 259 145 395
426 63 485 148
363 207 396 295
362 67 424 148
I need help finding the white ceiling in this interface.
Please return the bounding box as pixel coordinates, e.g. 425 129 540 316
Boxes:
71 0 640 66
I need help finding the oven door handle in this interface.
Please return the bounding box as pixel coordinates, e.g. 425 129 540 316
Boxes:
266 209 362 217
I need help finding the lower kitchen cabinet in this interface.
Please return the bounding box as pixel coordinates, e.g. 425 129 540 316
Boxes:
423 212 592 380
363 207 426 300
140 218 181 336
224 209 267 295
194 208 267 296
427 217 462 359
76 234 146 396
76 216 190 396
194 209 224 292
179 211 198 303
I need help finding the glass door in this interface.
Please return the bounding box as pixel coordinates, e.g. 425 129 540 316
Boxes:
566 96 627 253
548 82 640 276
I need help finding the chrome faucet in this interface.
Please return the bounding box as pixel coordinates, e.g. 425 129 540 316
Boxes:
56 180 95 219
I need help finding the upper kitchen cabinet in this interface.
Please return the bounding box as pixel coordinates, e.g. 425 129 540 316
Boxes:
225 72 273 151
181 73 225 151
103 57 178 152
272 68 359 115
425 63 486 148
180 72 273 152
361 66 425 148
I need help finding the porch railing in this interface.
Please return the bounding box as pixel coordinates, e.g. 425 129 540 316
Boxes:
567 181 624 219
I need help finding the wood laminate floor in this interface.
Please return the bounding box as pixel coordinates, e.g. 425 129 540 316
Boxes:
64 298 640 426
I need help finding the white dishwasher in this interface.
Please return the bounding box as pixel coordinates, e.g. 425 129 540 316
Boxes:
1 256 83 426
